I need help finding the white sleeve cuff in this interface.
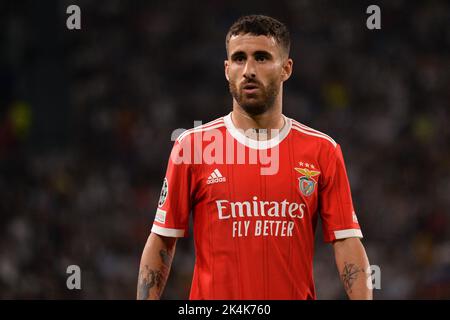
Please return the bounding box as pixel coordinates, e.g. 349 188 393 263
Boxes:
151 224 185 237
334 228 363 240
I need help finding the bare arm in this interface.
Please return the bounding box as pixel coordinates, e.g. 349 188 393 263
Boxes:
137 232 177 300
333 237 373 300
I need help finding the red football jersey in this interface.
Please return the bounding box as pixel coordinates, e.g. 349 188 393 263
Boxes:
151 113 362 299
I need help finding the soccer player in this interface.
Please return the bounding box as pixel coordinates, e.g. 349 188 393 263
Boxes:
137 15 372 300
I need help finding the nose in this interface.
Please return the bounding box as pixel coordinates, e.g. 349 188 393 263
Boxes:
243 59 256 79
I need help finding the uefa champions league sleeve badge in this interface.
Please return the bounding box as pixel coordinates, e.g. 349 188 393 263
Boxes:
158 178 168 208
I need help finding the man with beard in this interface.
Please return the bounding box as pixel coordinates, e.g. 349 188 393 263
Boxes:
137 15 372 300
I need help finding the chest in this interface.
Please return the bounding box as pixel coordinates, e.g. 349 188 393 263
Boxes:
196 156 322 209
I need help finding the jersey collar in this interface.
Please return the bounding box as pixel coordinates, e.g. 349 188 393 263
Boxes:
223 112 292 150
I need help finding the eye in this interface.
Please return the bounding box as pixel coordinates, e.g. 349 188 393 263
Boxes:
234 56 245 63
255 55 266 62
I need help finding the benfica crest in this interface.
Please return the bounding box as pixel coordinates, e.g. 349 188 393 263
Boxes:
294 165 321 196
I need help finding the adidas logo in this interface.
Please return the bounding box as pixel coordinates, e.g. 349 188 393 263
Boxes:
207 169 226 184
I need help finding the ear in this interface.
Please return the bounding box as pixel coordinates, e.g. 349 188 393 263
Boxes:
281 58 293 82
224 60 230 81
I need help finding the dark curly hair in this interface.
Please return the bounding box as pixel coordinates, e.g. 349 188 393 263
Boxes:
225 15 291 56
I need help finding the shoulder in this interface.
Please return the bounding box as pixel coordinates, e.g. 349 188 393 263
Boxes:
289 117 338 149
176 116 226 143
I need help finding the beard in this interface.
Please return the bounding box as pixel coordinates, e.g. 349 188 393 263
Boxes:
229 78 279 116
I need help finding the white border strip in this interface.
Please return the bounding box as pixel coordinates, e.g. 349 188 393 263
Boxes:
151 224 185 237
202 118 225 127
334 229 363 239
177 122 225 142
292 125 337 148
291 120 336 144
177 121 224 141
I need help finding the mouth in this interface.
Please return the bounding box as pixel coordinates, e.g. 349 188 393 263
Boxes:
242 83 260 94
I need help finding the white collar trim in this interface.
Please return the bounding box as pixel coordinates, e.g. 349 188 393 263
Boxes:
223 112 292 150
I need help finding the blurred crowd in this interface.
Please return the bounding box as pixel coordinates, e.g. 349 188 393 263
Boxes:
0 0 449 299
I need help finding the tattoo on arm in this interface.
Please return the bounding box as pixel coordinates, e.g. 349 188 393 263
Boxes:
160 249 173 267
341 262 361 294
137 249 173 300
137 265 158 300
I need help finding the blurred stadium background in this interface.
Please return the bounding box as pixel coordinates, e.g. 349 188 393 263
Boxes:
0 0 449 299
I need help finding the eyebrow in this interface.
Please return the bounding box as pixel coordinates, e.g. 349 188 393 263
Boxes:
230 51 246 60
230 50 273 60
254 50 273 58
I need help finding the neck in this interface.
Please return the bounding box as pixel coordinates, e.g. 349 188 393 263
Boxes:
230 91 285 141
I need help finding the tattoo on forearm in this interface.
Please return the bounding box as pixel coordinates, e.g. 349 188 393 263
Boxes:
160 249 173 267
137 249 173 299
137 265 161 299
341 262 361 294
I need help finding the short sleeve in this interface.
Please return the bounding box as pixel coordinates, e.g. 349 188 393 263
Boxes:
319 144 363 243
151 138 195 238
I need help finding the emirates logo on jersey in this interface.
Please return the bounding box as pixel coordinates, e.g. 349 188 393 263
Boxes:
215 196 306 238
294 163 320 197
